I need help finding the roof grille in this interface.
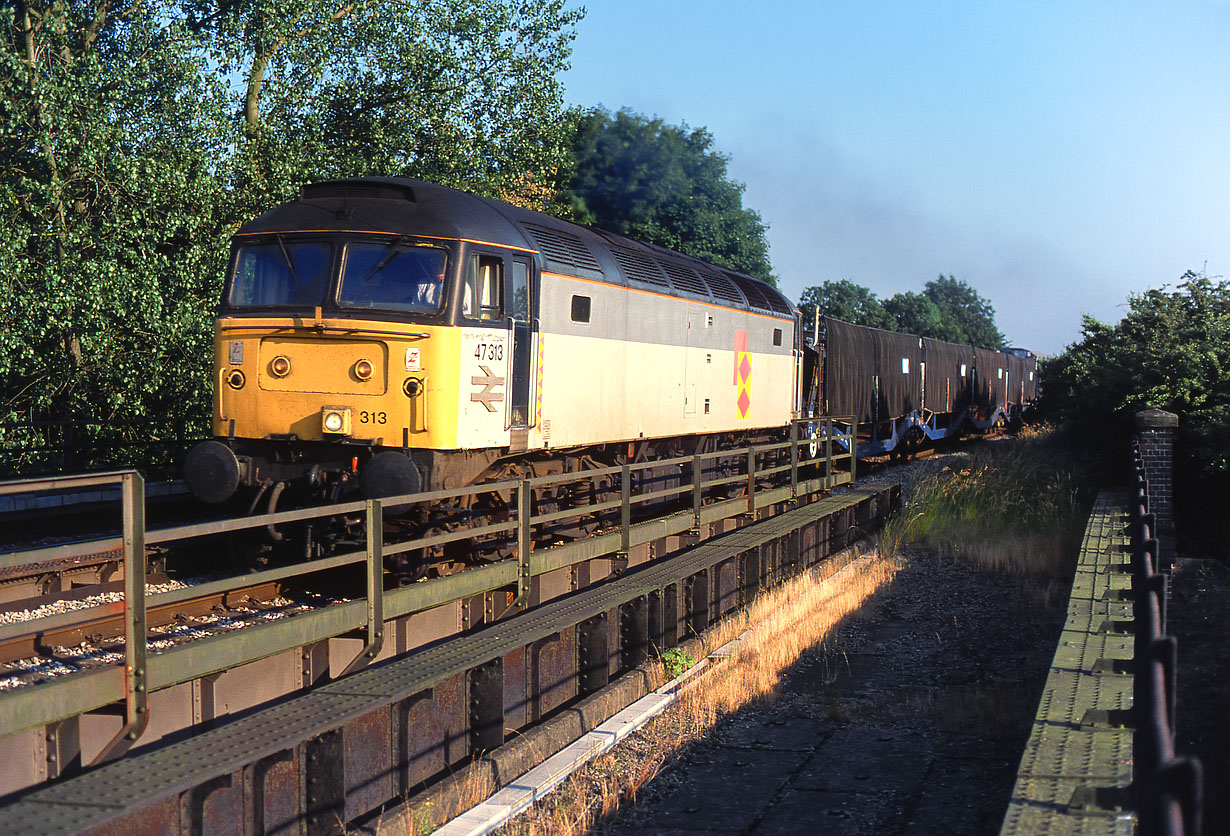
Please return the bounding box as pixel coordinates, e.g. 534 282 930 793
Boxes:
301 181 415 201
658 261 710 297
697 267 746 306
730 273 792 315
729 273 774 312
523 223 604 275
610 244 669 287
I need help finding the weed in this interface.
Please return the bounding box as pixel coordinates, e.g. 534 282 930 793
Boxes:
880 433 1092 577
658 647 696 679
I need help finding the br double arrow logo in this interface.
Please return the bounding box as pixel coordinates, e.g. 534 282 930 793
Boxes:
470 365 505 412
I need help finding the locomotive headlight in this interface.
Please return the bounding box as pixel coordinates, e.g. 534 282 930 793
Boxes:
321 406 351 435
354 359 374 381
226 369 246 389
270 355 292 378
403 377 423 398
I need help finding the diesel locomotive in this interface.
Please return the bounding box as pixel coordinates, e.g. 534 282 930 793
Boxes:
184 177 800 511
183 176 1036 513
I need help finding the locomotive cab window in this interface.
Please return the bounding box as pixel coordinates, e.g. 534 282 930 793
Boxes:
510 261 530 321
463 255 503 321
228 240 332 308
772 328 782 346
338 241 447 312
571 295 591 323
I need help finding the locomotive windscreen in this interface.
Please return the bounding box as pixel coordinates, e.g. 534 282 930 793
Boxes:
338 242 448 312
228 240 332 308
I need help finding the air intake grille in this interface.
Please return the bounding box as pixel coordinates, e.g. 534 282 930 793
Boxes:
731 273 791 315
729 274 773 312
698 267 747 306
610 245 670 287
523 223 604 275
659 261 710 297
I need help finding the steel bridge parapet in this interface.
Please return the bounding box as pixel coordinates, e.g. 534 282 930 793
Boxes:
1000 444 1203 836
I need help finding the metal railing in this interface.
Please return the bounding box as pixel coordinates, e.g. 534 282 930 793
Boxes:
0 417 855 757
1129 443 1203 836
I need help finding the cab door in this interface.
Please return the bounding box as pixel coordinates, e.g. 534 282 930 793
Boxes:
506 257 537 431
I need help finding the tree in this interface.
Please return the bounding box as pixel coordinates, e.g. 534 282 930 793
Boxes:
884 291 962 342
1042 272 1230 472
923 275 1005 349
1041 272 1230 551
194 0 584 216
1 0 584 471
565 108 775 284
1 1 230 447
798 280 894 331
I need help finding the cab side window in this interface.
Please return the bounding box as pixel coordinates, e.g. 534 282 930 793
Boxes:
463 254 503 321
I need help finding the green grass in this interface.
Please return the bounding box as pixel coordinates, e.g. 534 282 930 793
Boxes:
881 431 1092 576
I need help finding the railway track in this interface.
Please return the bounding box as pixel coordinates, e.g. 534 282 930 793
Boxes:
0 577 292 669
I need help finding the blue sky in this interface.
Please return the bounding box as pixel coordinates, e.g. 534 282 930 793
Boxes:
559 2 1230 354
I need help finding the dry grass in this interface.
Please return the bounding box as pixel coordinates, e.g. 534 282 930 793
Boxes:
363 760 495 836
485 552 899 836
880 432 1090 576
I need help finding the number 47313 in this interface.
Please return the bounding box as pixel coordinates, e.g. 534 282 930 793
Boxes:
474 342 504 362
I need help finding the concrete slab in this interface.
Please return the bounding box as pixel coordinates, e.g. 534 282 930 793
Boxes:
902 756 1018 836
791 725 931 794
753 788 896 836
707 715 831 751
607 747 809 833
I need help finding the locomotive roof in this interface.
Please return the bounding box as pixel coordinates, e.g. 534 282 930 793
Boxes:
236 177 794 319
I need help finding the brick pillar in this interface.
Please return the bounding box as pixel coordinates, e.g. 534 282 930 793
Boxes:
1134 409 1177 539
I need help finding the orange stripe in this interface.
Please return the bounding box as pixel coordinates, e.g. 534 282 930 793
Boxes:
234 230 539 255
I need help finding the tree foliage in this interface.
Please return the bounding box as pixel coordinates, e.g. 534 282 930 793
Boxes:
1 0 582 465
798 280 894 331
922 275 1005 349
883 291 961 343
1 1 230 436
1041 272 1230 475
565 108 775 285
797 275 1004 349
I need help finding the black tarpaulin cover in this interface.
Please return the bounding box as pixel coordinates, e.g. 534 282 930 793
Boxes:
823 317 922 423
921 337 976 415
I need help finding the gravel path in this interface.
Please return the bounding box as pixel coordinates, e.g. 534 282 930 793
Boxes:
595 546 1067 836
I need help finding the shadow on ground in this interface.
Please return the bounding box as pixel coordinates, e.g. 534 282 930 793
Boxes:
594 549 1068 836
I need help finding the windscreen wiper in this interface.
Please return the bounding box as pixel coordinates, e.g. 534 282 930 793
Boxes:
361 236 405 282
274 234 301 286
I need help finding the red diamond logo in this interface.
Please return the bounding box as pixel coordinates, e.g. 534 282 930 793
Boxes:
739 355 751 382
738 390 751 416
